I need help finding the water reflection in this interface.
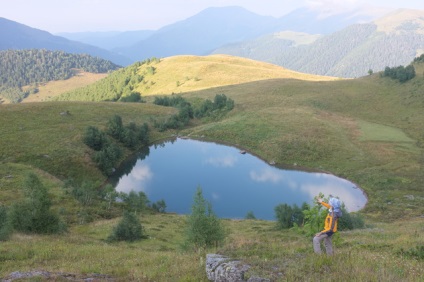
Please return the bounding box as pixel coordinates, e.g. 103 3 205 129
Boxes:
110 138 367 220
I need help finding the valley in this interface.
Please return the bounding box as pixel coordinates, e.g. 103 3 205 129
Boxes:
0 3 423 280
0 53 423 281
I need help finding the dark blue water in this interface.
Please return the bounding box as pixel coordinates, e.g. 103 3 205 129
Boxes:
110 138 366 220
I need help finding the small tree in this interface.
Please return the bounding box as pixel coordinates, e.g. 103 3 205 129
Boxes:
107 115 124 140
100 184 119 210
245 211 256 220
184 187 226 249
107 211 144 242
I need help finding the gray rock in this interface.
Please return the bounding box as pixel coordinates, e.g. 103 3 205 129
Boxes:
206 254 270 282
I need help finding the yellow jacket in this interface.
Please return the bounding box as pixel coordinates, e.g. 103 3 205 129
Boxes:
320 201 338 235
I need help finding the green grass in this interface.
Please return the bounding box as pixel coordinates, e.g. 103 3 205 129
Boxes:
0 102 175 185
1 55 424 280
0 214 422 281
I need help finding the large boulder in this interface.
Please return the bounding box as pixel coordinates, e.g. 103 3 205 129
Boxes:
206 254 270 282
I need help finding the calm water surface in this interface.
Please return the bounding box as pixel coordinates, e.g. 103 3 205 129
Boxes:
110 138 367 220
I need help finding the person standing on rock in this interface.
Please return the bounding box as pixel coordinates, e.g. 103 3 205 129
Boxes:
313 195 342 255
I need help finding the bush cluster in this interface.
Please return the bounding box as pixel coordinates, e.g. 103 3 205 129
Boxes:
153 94 235 131
276 194 365 236
194 94 235 118
275 202 309 229
383 64 416 83
83 115 149 175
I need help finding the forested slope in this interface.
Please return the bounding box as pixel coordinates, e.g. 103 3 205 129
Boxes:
0 49 120 103
212 9 424 78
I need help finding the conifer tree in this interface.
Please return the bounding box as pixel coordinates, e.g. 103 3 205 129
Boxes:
184 187 225 249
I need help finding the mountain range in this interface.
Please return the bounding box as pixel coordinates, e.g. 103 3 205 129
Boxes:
1 6 423 78
100 6 385 63
213 9 424 77
0 17 131 66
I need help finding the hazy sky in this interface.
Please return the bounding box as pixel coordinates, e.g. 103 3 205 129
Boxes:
1 0 423 33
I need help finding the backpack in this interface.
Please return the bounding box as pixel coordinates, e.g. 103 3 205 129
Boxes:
329 197 343 218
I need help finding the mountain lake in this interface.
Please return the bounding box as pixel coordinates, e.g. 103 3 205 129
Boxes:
109 138 367 220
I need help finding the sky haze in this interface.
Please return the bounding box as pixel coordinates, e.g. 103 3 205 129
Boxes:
0 0 423 33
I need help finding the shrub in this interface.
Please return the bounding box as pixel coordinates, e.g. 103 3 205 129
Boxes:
83 126 108 151
9 173 66 234
107 211 145 242
152 199 167 213
107 115 125 140
245 211 256 220
120 92 143 102
93 142 122 175
275 202 308 229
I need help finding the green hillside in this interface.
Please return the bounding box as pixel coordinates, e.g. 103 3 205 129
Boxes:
0 49 120 103
0 56 423 280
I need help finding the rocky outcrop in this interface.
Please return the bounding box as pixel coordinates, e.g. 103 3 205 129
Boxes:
206 254 270 282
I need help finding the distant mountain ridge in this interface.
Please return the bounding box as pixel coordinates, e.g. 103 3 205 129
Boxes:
0 17 132 66
116 6 277 61
57 30 155 50
213 9 424 78
114 6 385 62
2 6 421 79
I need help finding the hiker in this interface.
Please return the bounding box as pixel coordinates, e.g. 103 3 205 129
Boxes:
313 195 342 255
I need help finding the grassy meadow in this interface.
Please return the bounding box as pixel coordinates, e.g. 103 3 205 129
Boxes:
21 71 108 103
0 55 423 280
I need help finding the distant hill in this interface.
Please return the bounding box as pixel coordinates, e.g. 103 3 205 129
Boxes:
0 17 132 66
55 54 338 102
0 49 120 103
116 6 382 63
116 6 278 62
271 6 386 35
57 30 155 51
213 9 424 78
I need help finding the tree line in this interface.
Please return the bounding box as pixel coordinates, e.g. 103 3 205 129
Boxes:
0 49 121 102
382 64 416 83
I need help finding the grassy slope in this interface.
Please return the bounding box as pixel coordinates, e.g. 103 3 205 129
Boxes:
137 54 338 96
180 73 424 219
0 56 423 280
0 102 175 185
22 71 108 103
